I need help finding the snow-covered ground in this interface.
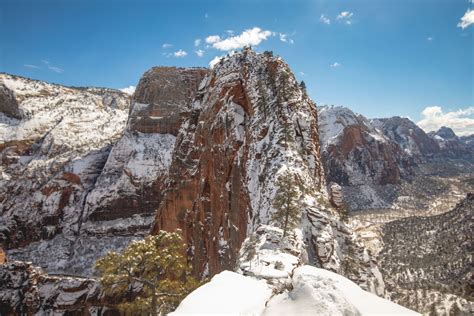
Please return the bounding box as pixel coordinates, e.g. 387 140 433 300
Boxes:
172 266 418 316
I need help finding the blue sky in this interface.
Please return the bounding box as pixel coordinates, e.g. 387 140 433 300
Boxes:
1 0 473 132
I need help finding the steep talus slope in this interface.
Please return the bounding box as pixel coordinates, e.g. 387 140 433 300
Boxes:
0 74 129 259
152 50 384 296
379 194 473 314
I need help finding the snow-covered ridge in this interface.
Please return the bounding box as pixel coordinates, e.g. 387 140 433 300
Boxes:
172 266 418 315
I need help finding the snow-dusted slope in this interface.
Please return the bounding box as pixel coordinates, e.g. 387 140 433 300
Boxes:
172 266 417 316
1 68 207 275
0 74 129 273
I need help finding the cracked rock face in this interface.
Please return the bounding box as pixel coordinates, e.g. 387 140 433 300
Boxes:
151 50 383 295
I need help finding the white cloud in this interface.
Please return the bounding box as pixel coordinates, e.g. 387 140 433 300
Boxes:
458 9 474 29
226 30 234 35
205 13 209 19
330 62 341 68
195 49 205 57
320 14 331 25
417 106 474 136
120 85 136 95
299 71 305 76
337 11 354 24
206 35 221 44
48 66 64 74
210 27 273 51
194 39 201 47
41 59 50 65
24 64 40 69
173 49 187 57
279 33 294 44
162 43 173 48
427 36 433 41
209 56 223 68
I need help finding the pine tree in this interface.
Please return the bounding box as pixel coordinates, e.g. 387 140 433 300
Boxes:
272 171 301 237
95 230 199 315
299 80 306 90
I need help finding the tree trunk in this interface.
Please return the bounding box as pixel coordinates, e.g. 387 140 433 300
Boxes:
151 292 158 316
283 208 289 237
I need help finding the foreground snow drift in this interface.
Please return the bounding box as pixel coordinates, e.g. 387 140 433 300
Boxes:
170 271 272 315
172 266 418 316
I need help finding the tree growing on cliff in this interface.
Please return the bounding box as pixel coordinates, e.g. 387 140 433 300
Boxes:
272 171 301 237
95 230 199 316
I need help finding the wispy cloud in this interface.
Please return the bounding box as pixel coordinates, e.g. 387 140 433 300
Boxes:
195 49 205 57
204 13 209 19
330 62 341 68
417 106 474 136
279 33 294 44
173 49 187 57
24 64 40 69
194 39 201 47
299 71 305 76
207 27 273 51
162 43 173 48
458 9 474 29
48 66 64 73
337 11 354 25
41 59 63 73
120 85 136 95
320 14 331 25
427 36 434 41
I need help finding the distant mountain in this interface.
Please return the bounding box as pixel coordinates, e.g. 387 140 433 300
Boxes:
428 126 473 162
318 106 473 211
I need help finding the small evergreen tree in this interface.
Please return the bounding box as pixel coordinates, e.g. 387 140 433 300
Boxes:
95 230 199 315
272 171 301 237
299 80 306 90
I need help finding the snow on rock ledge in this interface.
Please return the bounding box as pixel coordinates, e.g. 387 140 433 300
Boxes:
172 266 418 316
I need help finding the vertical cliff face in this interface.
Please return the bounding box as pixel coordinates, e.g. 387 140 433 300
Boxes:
152 49 324 276
61 67 207 274
82 67 207 228
151 50 383 296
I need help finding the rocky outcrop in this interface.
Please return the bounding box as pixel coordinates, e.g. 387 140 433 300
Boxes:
151 50 383 296
379 193 474 314
0 261 105 315
0 83 21 119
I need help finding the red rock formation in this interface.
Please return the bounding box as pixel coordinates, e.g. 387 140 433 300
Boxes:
152 49 326 277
